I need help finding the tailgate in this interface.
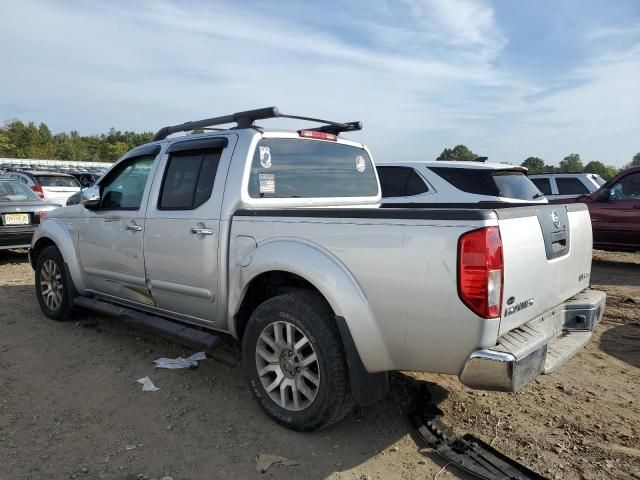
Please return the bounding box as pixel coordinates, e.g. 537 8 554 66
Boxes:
497 203 592 335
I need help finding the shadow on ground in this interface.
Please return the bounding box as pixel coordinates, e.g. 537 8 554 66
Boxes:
591 260 640 288
0 249 30 267
599 322 640 369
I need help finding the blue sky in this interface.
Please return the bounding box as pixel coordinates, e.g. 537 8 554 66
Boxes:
1 0 638 167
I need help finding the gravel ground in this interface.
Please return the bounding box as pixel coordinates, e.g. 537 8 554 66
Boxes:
0 249 638 480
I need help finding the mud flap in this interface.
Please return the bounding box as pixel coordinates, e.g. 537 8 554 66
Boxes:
412 386 547 480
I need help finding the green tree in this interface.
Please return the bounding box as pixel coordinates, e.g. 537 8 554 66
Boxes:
0 132 14 156
603 166 619 180
436 144 478 161
521 157 545 174
627 152 640 168
583 160 607 177
38 123 52 143
558 153 583 172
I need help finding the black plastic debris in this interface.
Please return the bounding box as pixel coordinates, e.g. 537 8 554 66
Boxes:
411 385 547 480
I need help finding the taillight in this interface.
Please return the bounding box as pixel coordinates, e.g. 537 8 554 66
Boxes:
458 227 503 319
298 130 337 141
32 185 44 198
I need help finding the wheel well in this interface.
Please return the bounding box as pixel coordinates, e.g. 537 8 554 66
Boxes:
30 237 57 268
234 270 330 340
235 270 389 407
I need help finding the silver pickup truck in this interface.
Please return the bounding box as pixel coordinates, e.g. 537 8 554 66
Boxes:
30 107 605 431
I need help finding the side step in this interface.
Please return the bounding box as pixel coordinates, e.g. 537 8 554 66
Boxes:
73 296 223 351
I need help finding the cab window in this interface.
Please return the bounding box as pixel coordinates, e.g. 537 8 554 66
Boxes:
610 172 640 200
99 154 155 210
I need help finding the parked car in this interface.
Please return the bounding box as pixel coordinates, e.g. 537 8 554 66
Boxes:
0 179 61 250
529 173 605 203
1 170 81 205
572 166 640 252
377 161 548 205
30 107 604 431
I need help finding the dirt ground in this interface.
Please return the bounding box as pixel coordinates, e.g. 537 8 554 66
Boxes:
0 250 638 480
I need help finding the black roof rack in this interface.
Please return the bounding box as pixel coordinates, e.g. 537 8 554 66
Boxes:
152 106 362 141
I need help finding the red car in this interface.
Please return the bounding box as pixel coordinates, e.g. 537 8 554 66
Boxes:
576 166 640 252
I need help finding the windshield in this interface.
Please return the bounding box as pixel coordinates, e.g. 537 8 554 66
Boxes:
248 138 378 198
429 167 543 200
0 180 42 202
35 175 80 188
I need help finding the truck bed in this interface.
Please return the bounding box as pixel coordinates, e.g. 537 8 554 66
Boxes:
230 203 593 376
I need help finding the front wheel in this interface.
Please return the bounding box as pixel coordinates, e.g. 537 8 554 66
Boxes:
34 246 74 321
242 292 353 431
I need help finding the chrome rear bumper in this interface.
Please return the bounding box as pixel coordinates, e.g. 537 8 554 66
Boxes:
459 288 606 392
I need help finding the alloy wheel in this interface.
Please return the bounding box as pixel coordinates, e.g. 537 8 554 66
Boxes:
40 259 63 311
255 321 320 411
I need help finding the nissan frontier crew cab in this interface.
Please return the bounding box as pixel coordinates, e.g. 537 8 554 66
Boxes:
30 107 605 431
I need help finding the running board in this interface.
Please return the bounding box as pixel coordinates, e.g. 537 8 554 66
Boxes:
412 385 546 480
73 296 223 351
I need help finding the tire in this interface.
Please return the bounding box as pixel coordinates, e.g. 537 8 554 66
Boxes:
34 246 74 321
242 292 353 431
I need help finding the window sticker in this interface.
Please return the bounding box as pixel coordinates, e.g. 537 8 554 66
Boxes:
259 146 272 168
355 155 366 173
259 173 275 194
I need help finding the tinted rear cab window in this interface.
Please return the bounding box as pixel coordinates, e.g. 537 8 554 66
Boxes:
429 167 542 200
248 139 378 198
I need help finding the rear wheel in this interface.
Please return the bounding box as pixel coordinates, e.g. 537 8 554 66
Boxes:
35 246 74 321
242 292 353 431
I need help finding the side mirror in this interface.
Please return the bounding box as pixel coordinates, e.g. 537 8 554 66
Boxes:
81 185 101 208
596 188 611 202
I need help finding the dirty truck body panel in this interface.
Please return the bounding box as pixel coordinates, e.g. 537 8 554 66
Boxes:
31 114 604 424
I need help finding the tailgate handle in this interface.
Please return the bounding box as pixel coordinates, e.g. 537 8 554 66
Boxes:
550 230 567 250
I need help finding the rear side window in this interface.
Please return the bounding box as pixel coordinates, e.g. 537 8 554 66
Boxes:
556 177 589 195
35 176 80 188
159 149 222 210
531 178 552 195
377 166 428 198
248 139 378 198
429 167 542 200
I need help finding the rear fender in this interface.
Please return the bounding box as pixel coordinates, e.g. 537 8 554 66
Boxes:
31 219 87 293
229 238 393 372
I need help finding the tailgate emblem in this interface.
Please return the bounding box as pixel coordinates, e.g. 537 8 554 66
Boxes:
551 211 561 228
504 298 534 317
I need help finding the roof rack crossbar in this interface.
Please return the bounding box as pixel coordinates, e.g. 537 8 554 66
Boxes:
152 106 362 141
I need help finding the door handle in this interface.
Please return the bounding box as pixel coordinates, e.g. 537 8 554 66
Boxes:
126 224 143 232
191 227 214 235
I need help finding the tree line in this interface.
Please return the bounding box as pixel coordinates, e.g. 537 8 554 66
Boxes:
437 145 640 180
2 120 638 178
0 120 153 163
